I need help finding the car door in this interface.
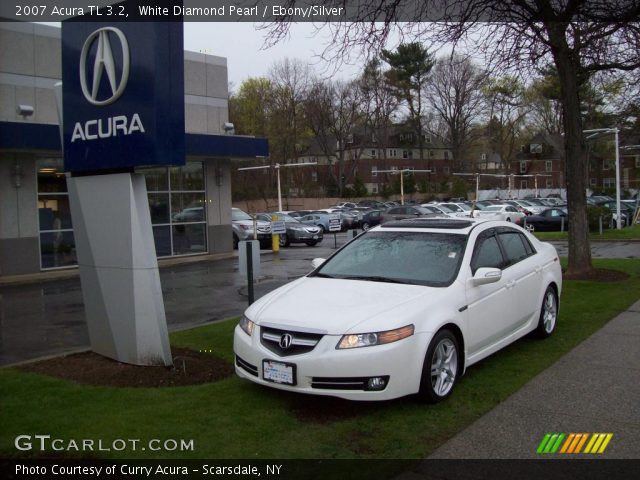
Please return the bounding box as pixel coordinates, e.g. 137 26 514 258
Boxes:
495 228 541 329
465 229 516 357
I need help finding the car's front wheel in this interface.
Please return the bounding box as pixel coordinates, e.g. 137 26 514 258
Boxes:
279 234 290 248
305 240 318 246
419 329 459 403
534 286 558 338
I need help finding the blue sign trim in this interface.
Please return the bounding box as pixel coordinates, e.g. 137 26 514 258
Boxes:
0 121 269 159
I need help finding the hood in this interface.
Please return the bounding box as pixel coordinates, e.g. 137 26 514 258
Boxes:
245 276 446 335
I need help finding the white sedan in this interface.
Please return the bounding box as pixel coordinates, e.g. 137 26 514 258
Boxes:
475 204 526 224
233 218 562 402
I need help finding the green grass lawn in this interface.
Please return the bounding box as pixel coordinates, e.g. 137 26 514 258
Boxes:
2 259 639 461
534 223 640 241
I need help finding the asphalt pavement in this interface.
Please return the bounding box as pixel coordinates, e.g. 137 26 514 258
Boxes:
0 232 353 365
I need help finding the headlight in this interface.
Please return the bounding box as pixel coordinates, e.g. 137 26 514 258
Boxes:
336 324 414 349
239 315 255 336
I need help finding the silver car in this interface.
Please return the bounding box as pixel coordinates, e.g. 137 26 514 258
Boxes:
232 208 272 249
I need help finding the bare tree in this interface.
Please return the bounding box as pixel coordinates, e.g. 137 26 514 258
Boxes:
483 76 529 175
305 79 364 196
427 54 487 172
264 0 640 277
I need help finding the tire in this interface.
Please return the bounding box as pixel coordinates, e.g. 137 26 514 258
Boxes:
362 222 371 231
534 286 558 338
279 234 290 248
232 234 239 250
506 217 512 222
318 225 326 233
419 329 460 403
306 240 318 246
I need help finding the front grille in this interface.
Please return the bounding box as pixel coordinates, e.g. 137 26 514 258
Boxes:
260 327 323 357
310 376 390 391
235 355 258 377
257 226 271 234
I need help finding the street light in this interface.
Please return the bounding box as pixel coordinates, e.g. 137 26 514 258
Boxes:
377 168 431 205
238 161 318 212
453 172 509 216
584 128 621 229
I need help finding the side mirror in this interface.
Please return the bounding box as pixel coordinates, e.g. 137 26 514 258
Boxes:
311 258 326 269
472 267 502 286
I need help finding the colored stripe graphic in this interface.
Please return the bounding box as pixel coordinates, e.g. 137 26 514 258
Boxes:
584 433 614 454
537 433 565 454
540 433 614 454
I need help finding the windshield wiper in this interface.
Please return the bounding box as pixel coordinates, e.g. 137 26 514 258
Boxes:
313 272 337 278
338 275 413 284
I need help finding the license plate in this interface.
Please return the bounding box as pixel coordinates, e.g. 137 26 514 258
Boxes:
263 360 296 385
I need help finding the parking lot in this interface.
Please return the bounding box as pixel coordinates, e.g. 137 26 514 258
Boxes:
0 232 637 366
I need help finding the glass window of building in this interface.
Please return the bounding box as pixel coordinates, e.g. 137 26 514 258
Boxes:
36 158 77 269
143 161 207 257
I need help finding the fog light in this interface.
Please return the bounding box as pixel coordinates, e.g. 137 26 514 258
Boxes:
366 376 389 391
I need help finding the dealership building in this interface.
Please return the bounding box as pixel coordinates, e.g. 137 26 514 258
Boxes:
0 22 267 277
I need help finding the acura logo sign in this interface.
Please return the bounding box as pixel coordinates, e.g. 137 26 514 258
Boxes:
79 27 130 106
279 334 293 350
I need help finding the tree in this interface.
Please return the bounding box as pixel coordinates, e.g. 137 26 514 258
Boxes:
427 54 487 172
305 79 364 196
382 43 434 168
264 0 640 277
482 76 529 176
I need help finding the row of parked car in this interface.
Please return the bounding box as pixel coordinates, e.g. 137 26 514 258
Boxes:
232 195 639 248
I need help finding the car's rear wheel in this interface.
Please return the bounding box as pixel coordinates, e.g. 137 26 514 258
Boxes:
535 286 558 338
419 329 459 403
232 233 239 250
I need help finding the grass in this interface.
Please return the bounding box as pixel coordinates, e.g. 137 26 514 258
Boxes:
1 258 639 462
534 223 640 241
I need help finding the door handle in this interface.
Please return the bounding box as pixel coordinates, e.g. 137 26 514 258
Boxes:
535 266 542 274
506 280 516 289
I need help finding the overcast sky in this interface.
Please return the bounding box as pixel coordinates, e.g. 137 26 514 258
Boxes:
183 22 372 90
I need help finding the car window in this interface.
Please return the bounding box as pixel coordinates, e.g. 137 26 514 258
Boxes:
471 235 504 273
315 231 466 287
498 231 530 266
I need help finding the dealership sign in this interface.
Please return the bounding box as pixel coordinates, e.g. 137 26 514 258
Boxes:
62 21 185 173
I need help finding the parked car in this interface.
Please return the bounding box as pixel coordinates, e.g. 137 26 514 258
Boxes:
523 208 568 232
172 206 204 222
299 212 340 232
232 208 272 249
381 205 440 223
234 218 562 401
255 213 323 247
595 200 633 227
358 199 387 208
419 204 456 217
288 210 313 218
360 209 385 230
331 202 358 209
475 205 526 224
437 202 472 217
521 199 549 215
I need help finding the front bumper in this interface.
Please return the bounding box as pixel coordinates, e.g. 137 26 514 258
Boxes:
233 324 428 401
290 229 323 242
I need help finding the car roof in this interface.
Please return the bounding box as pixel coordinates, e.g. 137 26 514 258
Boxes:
377 217 487 233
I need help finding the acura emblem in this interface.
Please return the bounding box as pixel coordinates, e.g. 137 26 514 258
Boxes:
279 334 293 349
79 27 130 106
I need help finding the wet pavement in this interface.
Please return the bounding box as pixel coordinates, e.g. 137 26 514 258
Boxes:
0 235 637 366
0 233 352 366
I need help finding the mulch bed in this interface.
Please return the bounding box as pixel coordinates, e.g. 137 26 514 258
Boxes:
18 347 234 388
563 268 630 282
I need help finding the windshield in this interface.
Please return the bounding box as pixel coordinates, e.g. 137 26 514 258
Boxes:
527 199 544 206
437 205 454 213
485 206 502 211
232 209 253 221
313 231 466 287
456 204 471 211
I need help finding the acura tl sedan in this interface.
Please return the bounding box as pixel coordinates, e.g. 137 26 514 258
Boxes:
234 218 562 402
